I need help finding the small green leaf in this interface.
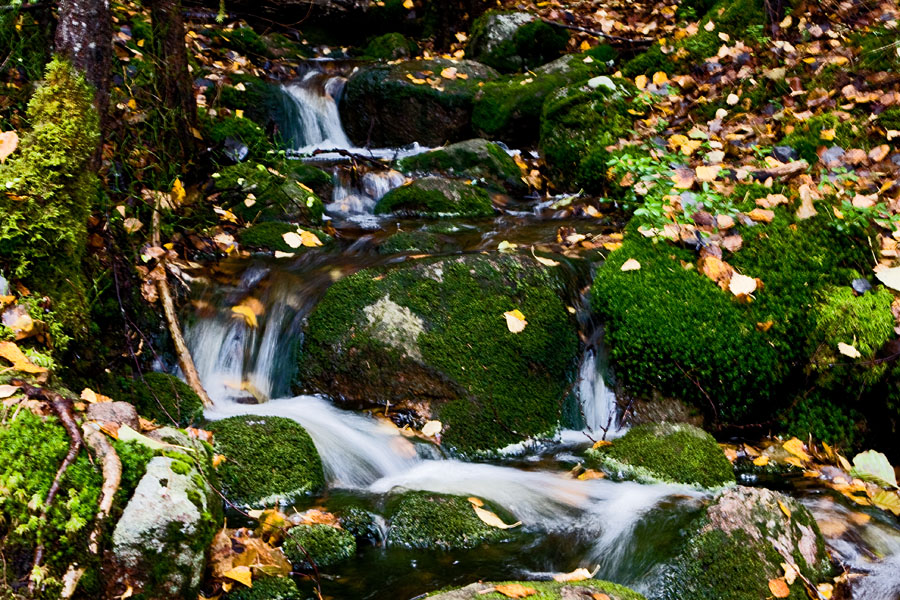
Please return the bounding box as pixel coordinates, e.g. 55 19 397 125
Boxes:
871 490 900 516
850 450 897 488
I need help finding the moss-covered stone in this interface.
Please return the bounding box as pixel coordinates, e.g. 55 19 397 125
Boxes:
204 114 275 164
374 177 495 218
340 59 498 147
427 580 646 599
397 139 523 192
209 415 324 506
206 25 271 58
299 253 578 452
587 423 735 488
227 576 303 600
0 59 100 343
127 372 204 427
378 230 458 255
362 32 418 60
465 12 566 73
282 524 355 570
661 486 832 600
213 161 325 224
539 77 639 193
388 492 508 550
239 222 331 253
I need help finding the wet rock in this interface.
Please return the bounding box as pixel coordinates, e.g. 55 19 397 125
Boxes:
340 59 498 147
396 138 524 192
213 161 325 225
820 145 846 167
110 456 220 598
661 486 833 600
427 580 646 599
466 11 534 71
374 176 495 218
283 523 355 569
772 145 798 163
388 491 510 550
86 401 140 430
852 277 873 295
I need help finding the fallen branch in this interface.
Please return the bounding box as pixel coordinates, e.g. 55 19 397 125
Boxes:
309 147 388 168
540 18 656 46
151 204 213 407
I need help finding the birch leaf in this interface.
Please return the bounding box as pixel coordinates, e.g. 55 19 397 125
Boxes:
837 342 861 359
850 450 897 488
231 305 258 328
472 505 521 529
503 309 527 333
875 267 900 292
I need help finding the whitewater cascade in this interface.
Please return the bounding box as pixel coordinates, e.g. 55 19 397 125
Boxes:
282 71 353 153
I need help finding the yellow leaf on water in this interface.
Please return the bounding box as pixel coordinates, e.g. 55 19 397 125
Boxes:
231 305 258 328
472 505 521 529
494 583 537 598
0 131 18 163
222 566 252 587
768 577 790 598
503 309 527 333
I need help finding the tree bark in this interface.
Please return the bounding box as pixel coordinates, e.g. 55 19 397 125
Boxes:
147 0 198 164
54 0 112 121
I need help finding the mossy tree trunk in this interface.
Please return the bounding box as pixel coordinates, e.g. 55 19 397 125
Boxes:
147 0 197 165
54 0 112 124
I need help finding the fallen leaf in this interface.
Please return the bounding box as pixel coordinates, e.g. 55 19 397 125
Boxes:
851 450 897 488
467 497 484 507
222 566 252 587
440 67 458 80
753 455 769 466
0 131 18 163
123 218 143 233
781 562 798 585
402 0 413 8
620 258 641 271
0 384 20 399
421 420 442 437
81 388 113 403
0 341 48 373
298 229 323 247
783 437 812 462
778 499 792 519
503 309 528 333
695 165 720 182
729 273 757 296
553 567 594 582
747 208 775 223
875 267 900 292
768 577 790 598
870 490 900 515
837 342 861 359
231 305 258 328
472 505 521 529
817 583 834 599
498 240 518 253
282 231 303 249
494 584 537 598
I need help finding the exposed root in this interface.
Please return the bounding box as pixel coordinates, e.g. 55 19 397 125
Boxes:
82 422 122 553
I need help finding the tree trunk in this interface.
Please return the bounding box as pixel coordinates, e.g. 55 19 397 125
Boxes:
54 0 112 121
147 0 197 164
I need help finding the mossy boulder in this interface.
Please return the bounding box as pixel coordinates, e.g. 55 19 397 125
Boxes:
362 32 418 60
388 492 508 549
427 580 646 599
128 372 204 427
298 253 579 452
239 222 331 253
374 177 495 218
466 12 568 73
209 415 324 506
205 114 275 164
587 423 735 488
472 52 612 147
282 524 356 569
378 230 458 255
396 139 523 192
217 74 288 136
213 161 325 224
539 77 639 193
661 486 832 600
227 576 303 600
340 59 498 147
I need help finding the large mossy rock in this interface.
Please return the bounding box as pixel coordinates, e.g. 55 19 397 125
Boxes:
660 486 832 600
209 415 324 506
283 524 356 570
539 77 640 193
397 139 523 192
388 492 508 550
111 454 220 598
466 11 568 73
428 580 646 599
587 423 735 488
340 59 498 147
362 32 418 60
213 161 325 225
298 253 579 452
126 372 204 427
226 576 303 600
374 176 495 218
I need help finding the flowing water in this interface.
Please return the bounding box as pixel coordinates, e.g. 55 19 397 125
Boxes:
182 63 900 599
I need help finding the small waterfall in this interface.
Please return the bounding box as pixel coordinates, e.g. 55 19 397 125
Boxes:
282 71 352 153
327 167 408 216
578 349 621 437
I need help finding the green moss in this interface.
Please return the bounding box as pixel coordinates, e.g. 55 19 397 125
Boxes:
283 524 355 570
207 25 271 58
539 78 639 193
204 114 275 163
218 74 282 129
239 222 331 253
779 392 865 451
337 507 382 543
853 27 900 72
379 231 447 254
427 580 646 600
397 139 522 191
213 162 325 224
299 254 578 452
362 32 418 60
814 286 894 361
0 59 100 343
209 415 324 506
388 492 507 550
126 372 204 427
781 113 870 163
588 423 735 488
227 576 303 600
878 107 900 132
283 160 333 196
512 20 569 70
374 177 494 218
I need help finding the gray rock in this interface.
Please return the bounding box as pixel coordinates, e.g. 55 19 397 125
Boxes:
466 12 534 72
86 401 140 430
772 145 798 163
820 145 846 167
852 278 873 295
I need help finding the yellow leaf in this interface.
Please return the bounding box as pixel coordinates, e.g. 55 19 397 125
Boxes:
579 40 592 51
820 128 835 141
634 75 648 90
503 309 528 333
620 258 641 271
817 583 834 599
0 131 18 163
871 490 900 515
592 440 613 449
695 165 720 182
0 341 47 374
81 388 113 403
127 98 137 110
781 562 798 585
768 577 790 598
652 71 668 86
783 437 812 462
553 567 594 582
402 0 413 8
231 305 258 328
115 584 134 600
440 67 458 80
234 109 244 119
778 499 792 519
467 497 484 507
212 454 226 468
753 456 769 466
223 566 252 587
421 420 442 437
494 583 537 598
298 229 323 247
171 179 186 206
472 505 521 529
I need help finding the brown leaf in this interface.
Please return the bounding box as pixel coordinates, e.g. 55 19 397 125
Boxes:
768 577 790 598
0 341 48 373
747 208 775 223
494 584 538 598
698 255 733 287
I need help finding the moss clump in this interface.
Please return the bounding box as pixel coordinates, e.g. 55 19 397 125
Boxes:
587 423 735 488
465 12 566 73
379 230 448 255
207 25 271 58
209 415 324 506
539 78 639 193
0 59 100 343
282 524 355 570
283 160 333 197
812 286 894 370
780 113 869 163
362 32 418 60
513 20 569 68
227 576 303 600
338 507 383 543
374 177 494 218
397 139 522 191
388 492 507 550
213 162 325 224
204 114 275 163
853 27 900 72
779 392 865 451
125 372 204 427
299 253 578 452
239 222 330 253
218 74 284 131
0 410 102 589
427 580 646 600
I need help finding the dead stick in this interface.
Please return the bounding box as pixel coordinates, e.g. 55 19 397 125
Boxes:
152 203 213 407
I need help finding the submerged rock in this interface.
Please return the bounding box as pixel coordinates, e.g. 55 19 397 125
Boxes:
340 59 498 147
427 580 646 599
660 486 833 600
283 523 356 569
298 253 579 452
587 423 735 488
388 491 510 550
374 176 495 218
397 138 524 192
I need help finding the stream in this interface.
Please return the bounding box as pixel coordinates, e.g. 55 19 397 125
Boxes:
182 61 900 599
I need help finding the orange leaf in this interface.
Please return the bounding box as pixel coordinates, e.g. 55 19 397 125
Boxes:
494 584 538 598
0 341 48 374
768 577 790 598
